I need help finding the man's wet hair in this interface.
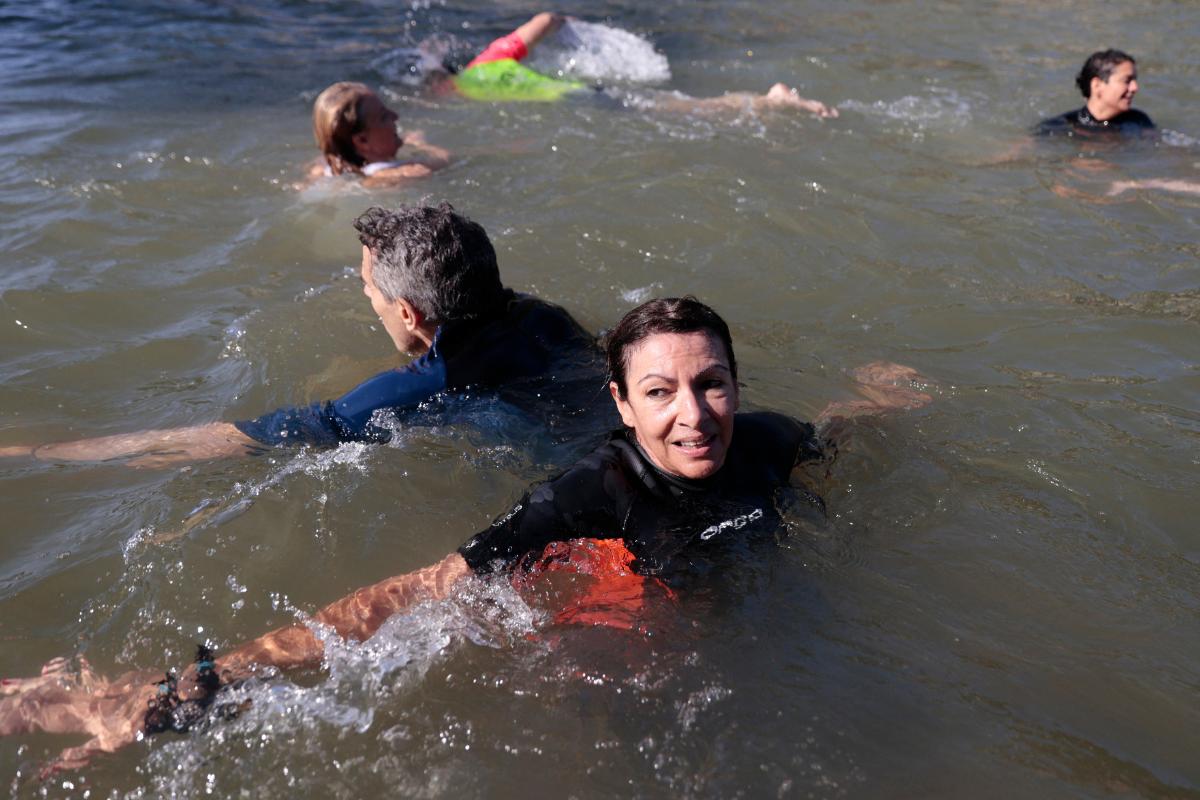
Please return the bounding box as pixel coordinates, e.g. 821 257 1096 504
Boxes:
354 203 504 323
605 296 737 399
1076 49 1136 98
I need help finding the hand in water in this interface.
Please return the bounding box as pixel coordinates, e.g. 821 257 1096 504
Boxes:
765 83 839 118
816 361 934 425
1 657 159 778
847 361 934 411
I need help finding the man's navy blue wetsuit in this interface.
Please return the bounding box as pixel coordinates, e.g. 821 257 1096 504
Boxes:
1034 107 1155 138
235 291 596 447
457 412 827 577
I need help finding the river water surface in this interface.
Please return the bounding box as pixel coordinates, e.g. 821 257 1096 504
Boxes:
1 1 1198 797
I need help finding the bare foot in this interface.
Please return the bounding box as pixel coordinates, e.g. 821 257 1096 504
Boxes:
764 83 839 118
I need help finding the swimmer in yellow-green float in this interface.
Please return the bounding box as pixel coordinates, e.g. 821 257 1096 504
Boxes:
448 12 838 116
451 12 587 102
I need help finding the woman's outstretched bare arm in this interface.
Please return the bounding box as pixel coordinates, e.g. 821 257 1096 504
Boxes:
209 553 472 681
0 553 472 775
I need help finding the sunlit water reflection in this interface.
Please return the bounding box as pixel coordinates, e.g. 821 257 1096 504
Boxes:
1 0 1197 797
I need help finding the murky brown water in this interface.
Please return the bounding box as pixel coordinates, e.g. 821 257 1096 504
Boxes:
1 1 1198 797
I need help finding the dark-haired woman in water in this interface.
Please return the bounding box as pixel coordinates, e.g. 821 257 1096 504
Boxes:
1 297 929 775
1035 49 1154 138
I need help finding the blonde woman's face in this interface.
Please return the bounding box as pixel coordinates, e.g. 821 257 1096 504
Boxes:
352 93 402 163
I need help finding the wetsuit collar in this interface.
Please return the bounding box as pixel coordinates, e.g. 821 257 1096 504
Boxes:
616 429 726 495
1076 106 1110 127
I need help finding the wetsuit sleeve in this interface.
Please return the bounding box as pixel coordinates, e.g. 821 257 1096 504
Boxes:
457 454 627 573
234 355 448 447
792 419 825 465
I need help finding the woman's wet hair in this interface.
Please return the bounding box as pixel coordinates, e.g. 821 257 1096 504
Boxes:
1075 49 1135 98
354 203 504 324
312 81 375 175
606 296 737 398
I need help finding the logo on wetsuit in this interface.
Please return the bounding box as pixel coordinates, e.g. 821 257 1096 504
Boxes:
491 503 523 527
699 508 764 541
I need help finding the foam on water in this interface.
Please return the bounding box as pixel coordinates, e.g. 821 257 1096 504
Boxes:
372 21 669 88
122 442 373 556
840 87 974 138
527 19 670 84
371 39 466 87
127 577 539 798
1160 128 1199 148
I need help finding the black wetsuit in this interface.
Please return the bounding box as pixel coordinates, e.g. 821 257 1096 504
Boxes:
235 291 598 446
458 412 826 577
1034 107 1155 138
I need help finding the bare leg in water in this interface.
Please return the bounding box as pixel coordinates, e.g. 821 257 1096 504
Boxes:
644 82 838 118
1108 178 1200 197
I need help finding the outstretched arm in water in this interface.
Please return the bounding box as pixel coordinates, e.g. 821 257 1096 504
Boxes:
0 553 472 775
0 422 262 468
815 361 934 428
211 554 471 678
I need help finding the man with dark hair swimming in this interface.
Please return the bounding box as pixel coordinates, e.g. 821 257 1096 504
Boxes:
0 203 598 467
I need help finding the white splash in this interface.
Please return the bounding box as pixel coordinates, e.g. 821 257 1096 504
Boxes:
130 577 539 797
619 283 664 304
840 87 973 134
1160 128 1198 148
528 19 671 84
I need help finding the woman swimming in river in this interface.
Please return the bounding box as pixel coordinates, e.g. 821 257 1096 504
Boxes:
309 82 452 186
0 297 929 775
1034 49 1155 138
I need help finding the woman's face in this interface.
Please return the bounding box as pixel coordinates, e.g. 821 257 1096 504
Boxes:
1090 60 1138 118
352 92 402 163
610 330 739 480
